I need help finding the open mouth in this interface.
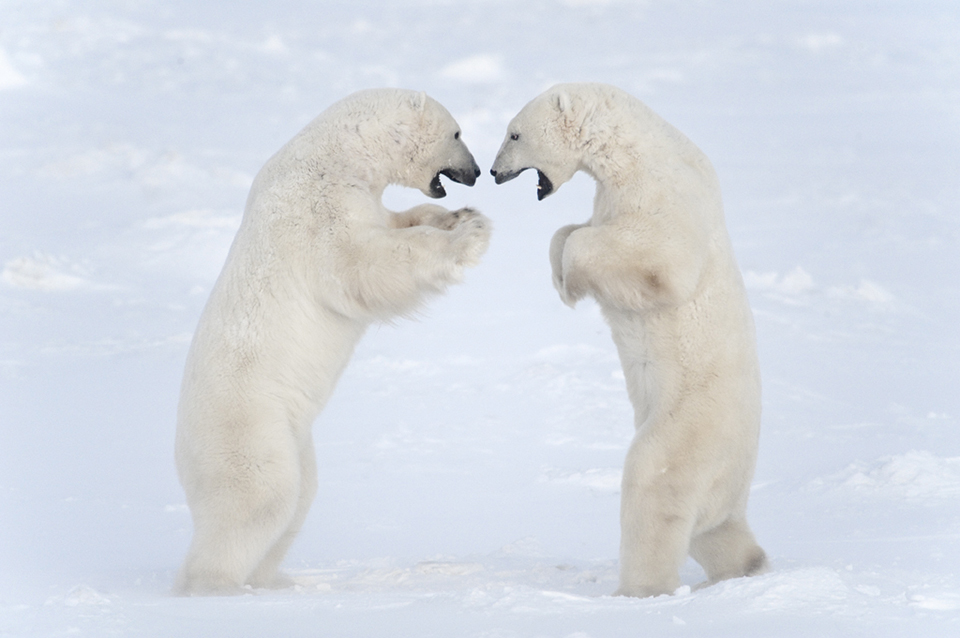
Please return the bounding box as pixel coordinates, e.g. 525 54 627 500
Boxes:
536 170 554 200
490 167 553 200
428 173 447 198
429 166 480 198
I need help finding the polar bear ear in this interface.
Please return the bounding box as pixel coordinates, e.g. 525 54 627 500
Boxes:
410 91 427 113
554 90 572 115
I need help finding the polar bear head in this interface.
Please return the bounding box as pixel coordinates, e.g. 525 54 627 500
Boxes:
490 83 611 200
399 90 481 198
331 89 481 199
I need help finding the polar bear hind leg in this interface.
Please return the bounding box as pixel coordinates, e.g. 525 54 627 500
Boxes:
175 429 304 595
615 508 694 598
246 439 319 589
615 438 697 597
689 517 769 587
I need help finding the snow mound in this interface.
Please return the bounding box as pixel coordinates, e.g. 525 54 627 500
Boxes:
38 144 252 190
351 355 443 378
143 209 241 231
745 267 897 307
827 279 896 304
813 451 960 503
798 32 845 53
744 266 814 295
707 568 850 613
46 585 111 607
1 254 110 292
0 48 27 90
539 466 622 494
439 54 503 84
908 591 960 611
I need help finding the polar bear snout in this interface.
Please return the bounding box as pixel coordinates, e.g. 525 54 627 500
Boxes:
441 161 481 187
489 167 517 184
428 157 481 198
489 165 532 185
490 166 554 200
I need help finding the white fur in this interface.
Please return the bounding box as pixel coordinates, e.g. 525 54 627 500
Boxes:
492 83 767 597
175 89 490 595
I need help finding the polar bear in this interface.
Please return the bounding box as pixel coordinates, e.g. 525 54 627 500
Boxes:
491 83 767 597
174 89 491 595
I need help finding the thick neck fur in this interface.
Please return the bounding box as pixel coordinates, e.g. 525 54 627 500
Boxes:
271 92 424 200
562 88 715 229
571 94 666 190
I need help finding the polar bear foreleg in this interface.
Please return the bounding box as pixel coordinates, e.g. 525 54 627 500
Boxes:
386 207 490 272
557 225 700 311
332 210 490 319
390 203 475 231
550 223 588 297
556 225 652 310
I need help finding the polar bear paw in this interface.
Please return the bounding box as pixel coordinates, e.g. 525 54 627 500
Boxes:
549 223 588 307
246 570 296 590
394 203 460 230
449 207 491 268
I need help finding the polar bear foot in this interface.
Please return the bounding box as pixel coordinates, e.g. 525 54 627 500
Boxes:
612 583 679 599
175 559 299 596
174 569 249 597
246 570 296 590
690 518 769 585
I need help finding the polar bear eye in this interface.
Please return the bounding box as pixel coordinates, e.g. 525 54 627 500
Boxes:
454 131 460 140
510 132 520 141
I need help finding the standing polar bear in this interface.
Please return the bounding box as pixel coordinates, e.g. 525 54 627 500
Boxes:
175 89 490 595
491 83 767 597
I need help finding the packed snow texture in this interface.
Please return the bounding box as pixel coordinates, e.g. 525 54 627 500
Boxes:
1 0 958 636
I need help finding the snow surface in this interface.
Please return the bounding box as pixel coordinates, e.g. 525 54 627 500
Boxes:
1 0 958 635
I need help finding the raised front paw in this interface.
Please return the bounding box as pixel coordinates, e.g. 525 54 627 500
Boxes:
450 208 491 268
426 206 468 231
550 223 585 302
554 225 595 308
557 265 588 308
393 204 463 230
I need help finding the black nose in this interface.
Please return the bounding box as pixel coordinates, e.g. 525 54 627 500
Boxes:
474 167 481 178
490 169 497 177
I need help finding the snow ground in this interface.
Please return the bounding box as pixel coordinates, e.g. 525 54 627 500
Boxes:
1 0 958 635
